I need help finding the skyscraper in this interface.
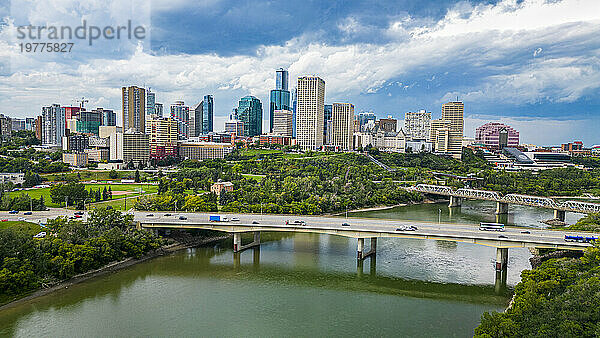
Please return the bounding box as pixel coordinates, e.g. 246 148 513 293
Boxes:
270 69 291 133
324 104 332 140
170 101 190 140
202 95 214 134
405 110 431 139
331 103 354 151
296 76 325 150
122 86 146 132
146 90 156 115
190 102 203 137
42 104 66 146
441 101 464 159
237 96 263 137
155 103 164 117
291 87 297 137
276 68 289 91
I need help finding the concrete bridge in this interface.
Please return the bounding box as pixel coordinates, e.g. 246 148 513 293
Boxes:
413 184 600 221
136 212 597 289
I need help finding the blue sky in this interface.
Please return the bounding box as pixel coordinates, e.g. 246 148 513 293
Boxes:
0 0 599 145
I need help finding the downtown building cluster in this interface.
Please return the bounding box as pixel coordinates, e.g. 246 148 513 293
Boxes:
8 67 597 170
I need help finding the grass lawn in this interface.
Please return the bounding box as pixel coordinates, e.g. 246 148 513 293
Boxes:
241 173 265 181
10 183 159 208
0 221 43 236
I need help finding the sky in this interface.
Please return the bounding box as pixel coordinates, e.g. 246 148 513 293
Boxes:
0 0 599 145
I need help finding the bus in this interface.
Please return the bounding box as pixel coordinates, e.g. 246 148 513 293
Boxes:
479 222 505 232
564 235 598 243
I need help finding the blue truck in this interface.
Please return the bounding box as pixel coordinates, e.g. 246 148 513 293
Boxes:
209 215 229 222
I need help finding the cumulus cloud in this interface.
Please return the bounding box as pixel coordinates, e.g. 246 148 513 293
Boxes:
0 0 599 137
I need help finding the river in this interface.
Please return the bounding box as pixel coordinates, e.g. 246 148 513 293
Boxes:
0 201 583 337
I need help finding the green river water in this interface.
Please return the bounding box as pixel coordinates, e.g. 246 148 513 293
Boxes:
0 200 584 337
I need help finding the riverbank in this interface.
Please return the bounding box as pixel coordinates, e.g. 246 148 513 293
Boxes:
330 199 445 216
0 234 230 310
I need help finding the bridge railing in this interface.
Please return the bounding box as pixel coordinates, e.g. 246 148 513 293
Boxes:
414 184 600 214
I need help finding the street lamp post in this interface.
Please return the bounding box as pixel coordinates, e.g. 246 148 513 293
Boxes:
438 209 441 223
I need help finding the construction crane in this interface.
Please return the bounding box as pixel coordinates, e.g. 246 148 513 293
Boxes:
76 97 89 110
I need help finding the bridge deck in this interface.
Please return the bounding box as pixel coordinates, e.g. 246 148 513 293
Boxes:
137 212 596 251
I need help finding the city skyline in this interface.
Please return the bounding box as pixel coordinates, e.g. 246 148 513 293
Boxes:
0 0 599 145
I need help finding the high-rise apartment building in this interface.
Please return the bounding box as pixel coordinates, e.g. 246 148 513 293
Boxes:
270 69 291 133
331 103 354 150
0 115 11 140
202 95 214 134
42 104 65 146
405 110 431 139
34 116 42 140
146 90 155 115
170 101 190 140
272 109 293 137
146 115 178 159
296 76 325 150
237 96 263 137
291 87 297 137
122 86 146 132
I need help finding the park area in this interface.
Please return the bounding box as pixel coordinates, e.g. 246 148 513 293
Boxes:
10 183 158 209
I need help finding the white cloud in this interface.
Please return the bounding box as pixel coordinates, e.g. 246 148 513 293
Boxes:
0 0 599 137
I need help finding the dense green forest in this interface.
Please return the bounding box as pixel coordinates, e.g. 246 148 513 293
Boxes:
475 243 600 337
134 154 423 214
0 208 163 303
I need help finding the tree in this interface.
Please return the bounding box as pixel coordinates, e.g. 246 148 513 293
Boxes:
23 171 42 188
50 183 88 206
134 169 140 183
108 170 118 179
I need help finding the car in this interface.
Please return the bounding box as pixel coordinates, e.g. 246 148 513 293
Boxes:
407 225 417 231
33 232 46 238
17 217 26 221
74 211 84 215
106 206 113 210
498 235 508 239
342 222 350 226
395 227 405 231
521 230 531 234
164 213 172 216
8 210 18 214
24 211 32 215
231 217 240 222
1 219 7 222
286 220 306 226
252 221 260 224
179 216 187 220
74 214 82 218
147 214 154 217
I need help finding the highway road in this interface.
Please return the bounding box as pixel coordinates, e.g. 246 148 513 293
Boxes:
3 209 598 250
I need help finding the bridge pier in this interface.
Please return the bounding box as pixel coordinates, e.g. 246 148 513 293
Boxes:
448 196 462 208
233 231 261 253
495 202 509 215
553 210 566 222
495 248 508 272
357 238 377 260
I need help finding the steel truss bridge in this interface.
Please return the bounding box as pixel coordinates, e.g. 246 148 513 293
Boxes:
414 184 600 214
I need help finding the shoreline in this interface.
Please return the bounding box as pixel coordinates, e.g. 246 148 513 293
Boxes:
0 234 229 311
